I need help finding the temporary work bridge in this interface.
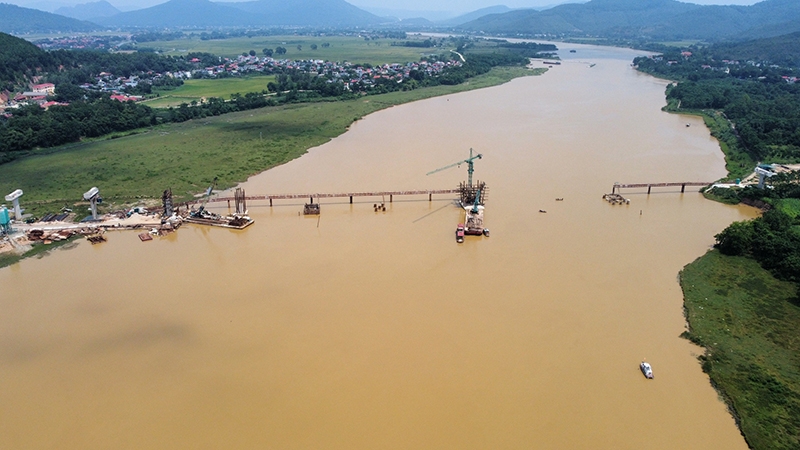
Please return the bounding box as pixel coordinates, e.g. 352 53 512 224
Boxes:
208 189 460 206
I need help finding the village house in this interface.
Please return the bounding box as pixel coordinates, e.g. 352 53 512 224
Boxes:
31 83 55 95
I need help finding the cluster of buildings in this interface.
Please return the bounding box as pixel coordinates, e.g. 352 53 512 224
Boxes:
70 53 461 96
78 72 147 100
0 83 68 113
198 53 462 89
33 35 132 51
1 53 462 114
646 53 797 83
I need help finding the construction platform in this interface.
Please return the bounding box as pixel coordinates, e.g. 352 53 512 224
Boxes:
183 214 253 230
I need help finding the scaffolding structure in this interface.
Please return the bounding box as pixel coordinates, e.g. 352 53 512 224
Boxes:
458 180 488 207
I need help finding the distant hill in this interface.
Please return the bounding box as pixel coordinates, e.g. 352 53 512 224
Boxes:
459 0 800 41
55 0 121 21
0 3 103 34
439 5 516 27
228 0 387 27
394 17 435 28
95 0 265 27
738 19 800 41
95 0 387 28
710 31 800 67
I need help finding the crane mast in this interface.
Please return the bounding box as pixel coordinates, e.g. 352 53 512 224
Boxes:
426 148 483 188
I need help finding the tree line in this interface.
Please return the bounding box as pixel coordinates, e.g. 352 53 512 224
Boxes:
635 43 800 163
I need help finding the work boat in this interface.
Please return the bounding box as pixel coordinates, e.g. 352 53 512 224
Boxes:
455 223 465 243
640 361 654 379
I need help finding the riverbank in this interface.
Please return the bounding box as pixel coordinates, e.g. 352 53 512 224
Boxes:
661 98 755 182
680 250 800 450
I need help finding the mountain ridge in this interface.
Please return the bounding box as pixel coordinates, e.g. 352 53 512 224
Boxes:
55 0 121 21
0 3 102 34
93 0 389 28
459 0 800 41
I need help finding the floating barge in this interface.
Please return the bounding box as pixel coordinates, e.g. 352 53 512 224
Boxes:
455 180 489 241
463 204 489 236
183 214 254 230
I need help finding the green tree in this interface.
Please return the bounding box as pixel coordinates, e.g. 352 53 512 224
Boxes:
715 221 755 256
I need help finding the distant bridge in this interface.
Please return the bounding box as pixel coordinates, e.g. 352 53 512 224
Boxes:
611 182 713 195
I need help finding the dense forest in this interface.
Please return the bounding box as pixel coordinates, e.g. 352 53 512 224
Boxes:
634 37 800 163
0 33 61 92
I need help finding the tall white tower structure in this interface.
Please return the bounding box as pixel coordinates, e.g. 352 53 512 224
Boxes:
5 189 23 221
755 165 776 189
83 187 100 220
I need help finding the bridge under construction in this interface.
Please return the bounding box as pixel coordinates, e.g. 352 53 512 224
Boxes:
208 188 467 207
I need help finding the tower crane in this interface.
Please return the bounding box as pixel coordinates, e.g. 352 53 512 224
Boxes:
426 148 483 187
191 176 218 217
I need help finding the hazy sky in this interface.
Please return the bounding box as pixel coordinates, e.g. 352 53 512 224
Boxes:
350 0 761 14
7 0 766 15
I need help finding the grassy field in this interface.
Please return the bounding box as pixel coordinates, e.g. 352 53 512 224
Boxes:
142 35 435 65
0 66 545 217
680 251 800 450
144 76 275 108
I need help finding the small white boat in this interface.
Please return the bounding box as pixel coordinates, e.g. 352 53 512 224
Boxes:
640 361 654 379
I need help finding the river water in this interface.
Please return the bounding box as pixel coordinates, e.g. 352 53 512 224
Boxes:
1 44 755 449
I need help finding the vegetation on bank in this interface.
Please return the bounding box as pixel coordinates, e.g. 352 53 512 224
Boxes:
662 97 756 181
0 235 79 270
680 251 800 450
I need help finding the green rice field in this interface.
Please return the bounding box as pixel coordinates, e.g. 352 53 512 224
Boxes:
145 76 275 108
142 35 438 65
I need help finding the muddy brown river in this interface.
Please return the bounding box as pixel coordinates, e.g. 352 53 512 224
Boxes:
1 44 756 449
